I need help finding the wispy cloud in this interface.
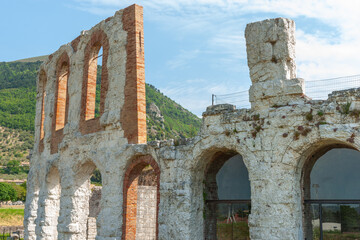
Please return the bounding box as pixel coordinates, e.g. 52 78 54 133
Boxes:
166 49 200 69
69 0 360 114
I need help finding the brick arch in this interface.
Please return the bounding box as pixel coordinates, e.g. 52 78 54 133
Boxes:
80 29 110 135
298 139 359 239
122 155 160 240
51 52 70 154
38 69 47 153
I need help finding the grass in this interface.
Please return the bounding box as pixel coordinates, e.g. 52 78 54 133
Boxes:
0 173 27 180
0 208 24 226
313 227 360 240
217 221 250 240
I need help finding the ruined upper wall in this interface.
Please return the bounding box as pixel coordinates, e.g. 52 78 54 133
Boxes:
245 18 304 110
34 4 146 156
245 18 296 83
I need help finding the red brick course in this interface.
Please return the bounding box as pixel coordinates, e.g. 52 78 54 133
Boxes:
121 4 147 144
122 155 160 240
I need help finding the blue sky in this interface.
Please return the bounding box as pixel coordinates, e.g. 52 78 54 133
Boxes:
1 0 360 116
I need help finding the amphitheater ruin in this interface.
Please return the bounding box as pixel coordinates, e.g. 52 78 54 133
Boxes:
24 4 360 240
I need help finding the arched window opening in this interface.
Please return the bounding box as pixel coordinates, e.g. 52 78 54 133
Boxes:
204 152 251 240
303 147 360 239
41 167 61 239
80 31 109 135
123 156 160 240
39 70 47 141
74 162 102 240
55 61 69 131
85 44 103 120
95 47 102 118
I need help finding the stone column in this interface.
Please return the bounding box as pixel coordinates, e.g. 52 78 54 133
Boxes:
95 174 123 240
248 162 302 239
57 171 87 240
245 18 304 110
35 167 61 240
24 177 40 240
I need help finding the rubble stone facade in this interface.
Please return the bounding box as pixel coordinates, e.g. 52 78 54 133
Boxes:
24 4 360 240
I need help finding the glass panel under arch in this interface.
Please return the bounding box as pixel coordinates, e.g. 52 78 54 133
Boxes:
310 149 360 200
216 154 251 200
305 148 360 240
205 154 251 240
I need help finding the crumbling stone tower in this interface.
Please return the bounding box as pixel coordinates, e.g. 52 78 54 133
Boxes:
25 4 360 240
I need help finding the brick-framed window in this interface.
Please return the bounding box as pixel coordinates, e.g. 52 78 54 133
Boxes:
122 155 160 240
51 52 70 154
39 70 47 153
80 30 109 135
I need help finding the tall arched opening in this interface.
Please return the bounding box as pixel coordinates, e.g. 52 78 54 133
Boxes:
204 150 251 240
122 155 160 240
302 144 360 239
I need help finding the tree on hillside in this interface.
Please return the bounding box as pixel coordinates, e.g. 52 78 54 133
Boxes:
0 182 16 201
10 183 26 201
5 160 20 174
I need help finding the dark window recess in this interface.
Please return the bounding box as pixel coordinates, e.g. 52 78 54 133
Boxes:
204 154 251 240
304 148 360 240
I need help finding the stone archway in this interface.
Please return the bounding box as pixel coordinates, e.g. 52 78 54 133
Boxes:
301 142 360 239
203 149 251 240
122 155 160 240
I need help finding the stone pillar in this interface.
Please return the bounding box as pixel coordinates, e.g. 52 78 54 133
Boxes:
57 171 88 240
35 167 61 240
24 178 39 240
248 164 302 240
245 18 304 110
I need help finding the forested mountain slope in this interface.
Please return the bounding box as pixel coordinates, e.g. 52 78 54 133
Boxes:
0 60 201 142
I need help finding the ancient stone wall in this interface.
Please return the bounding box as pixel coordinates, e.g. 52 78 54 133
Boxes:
24 5 360 240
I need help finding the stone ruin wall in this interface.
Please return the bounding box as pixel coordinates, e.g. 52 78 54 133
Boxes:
24 4 360 240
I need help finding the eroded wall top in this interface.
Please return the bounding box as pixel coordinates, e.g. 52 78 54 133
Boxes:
245 18 304 110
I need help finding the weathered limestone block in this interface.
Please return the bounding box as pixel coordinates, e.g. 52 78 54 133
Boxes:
245 18 296 83
245 18 303 110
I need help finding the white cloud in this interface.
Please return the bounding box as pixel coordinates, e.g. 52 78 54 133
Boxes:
71 0 360 112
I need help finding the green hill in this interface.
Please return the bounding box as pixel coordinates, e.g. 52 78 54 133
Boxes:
0 60 201 141
12 55 49 63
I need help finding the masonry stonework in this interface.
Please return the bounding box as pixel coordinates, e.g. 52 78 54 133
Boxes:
24 5 360 240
